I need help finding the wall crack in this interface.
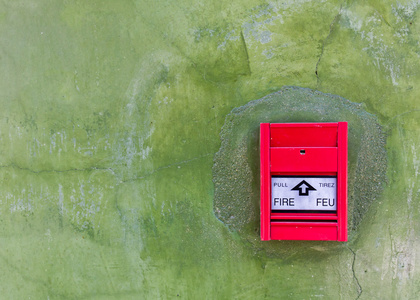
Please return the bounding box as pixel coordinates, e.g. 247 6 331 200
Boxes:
374 9 392 28
0 163 115 175
315 4 343 88
240 30 252 76
122 153 213 183
348 246 363 300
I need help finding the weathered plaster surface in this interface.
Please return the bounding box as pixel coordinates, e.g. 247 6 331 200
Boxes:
1 0 420 298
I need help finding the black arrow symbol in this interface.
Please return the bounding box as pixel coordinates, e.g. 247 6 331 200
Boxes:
291 180 316 196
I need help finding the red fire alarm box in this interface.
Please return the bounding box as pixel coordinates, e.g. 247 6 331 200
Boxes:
260 122 348 241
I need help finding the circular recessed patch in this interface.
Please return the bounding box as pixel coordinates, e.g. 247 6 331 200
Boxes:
212 87 387 257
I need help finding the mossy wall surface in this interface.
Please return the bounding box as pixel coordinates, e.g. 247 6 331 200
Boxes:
1 0 420 299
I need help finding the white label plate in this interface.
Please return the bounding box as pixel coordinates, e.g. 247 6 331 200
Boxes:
271 176 337 211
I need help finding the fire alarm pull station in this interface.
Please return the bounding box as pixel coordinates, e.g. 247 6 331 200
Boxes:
260 122 348 241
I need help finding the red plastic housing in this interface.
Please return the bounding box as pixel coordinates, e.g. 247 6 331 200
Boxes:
260 122 348 241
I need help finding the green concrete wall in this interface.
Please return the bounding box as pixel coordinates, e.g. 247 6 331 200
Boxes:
1 0 420 299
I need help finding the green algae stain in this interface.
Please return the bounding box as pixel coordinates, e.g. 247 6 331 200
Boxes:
213 87 387 256
317 1 420 121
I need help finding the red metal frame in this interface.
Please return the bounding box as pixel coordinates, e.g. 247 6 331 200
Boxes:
260 122 348 241
337 122 348 241
260 123 271 241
